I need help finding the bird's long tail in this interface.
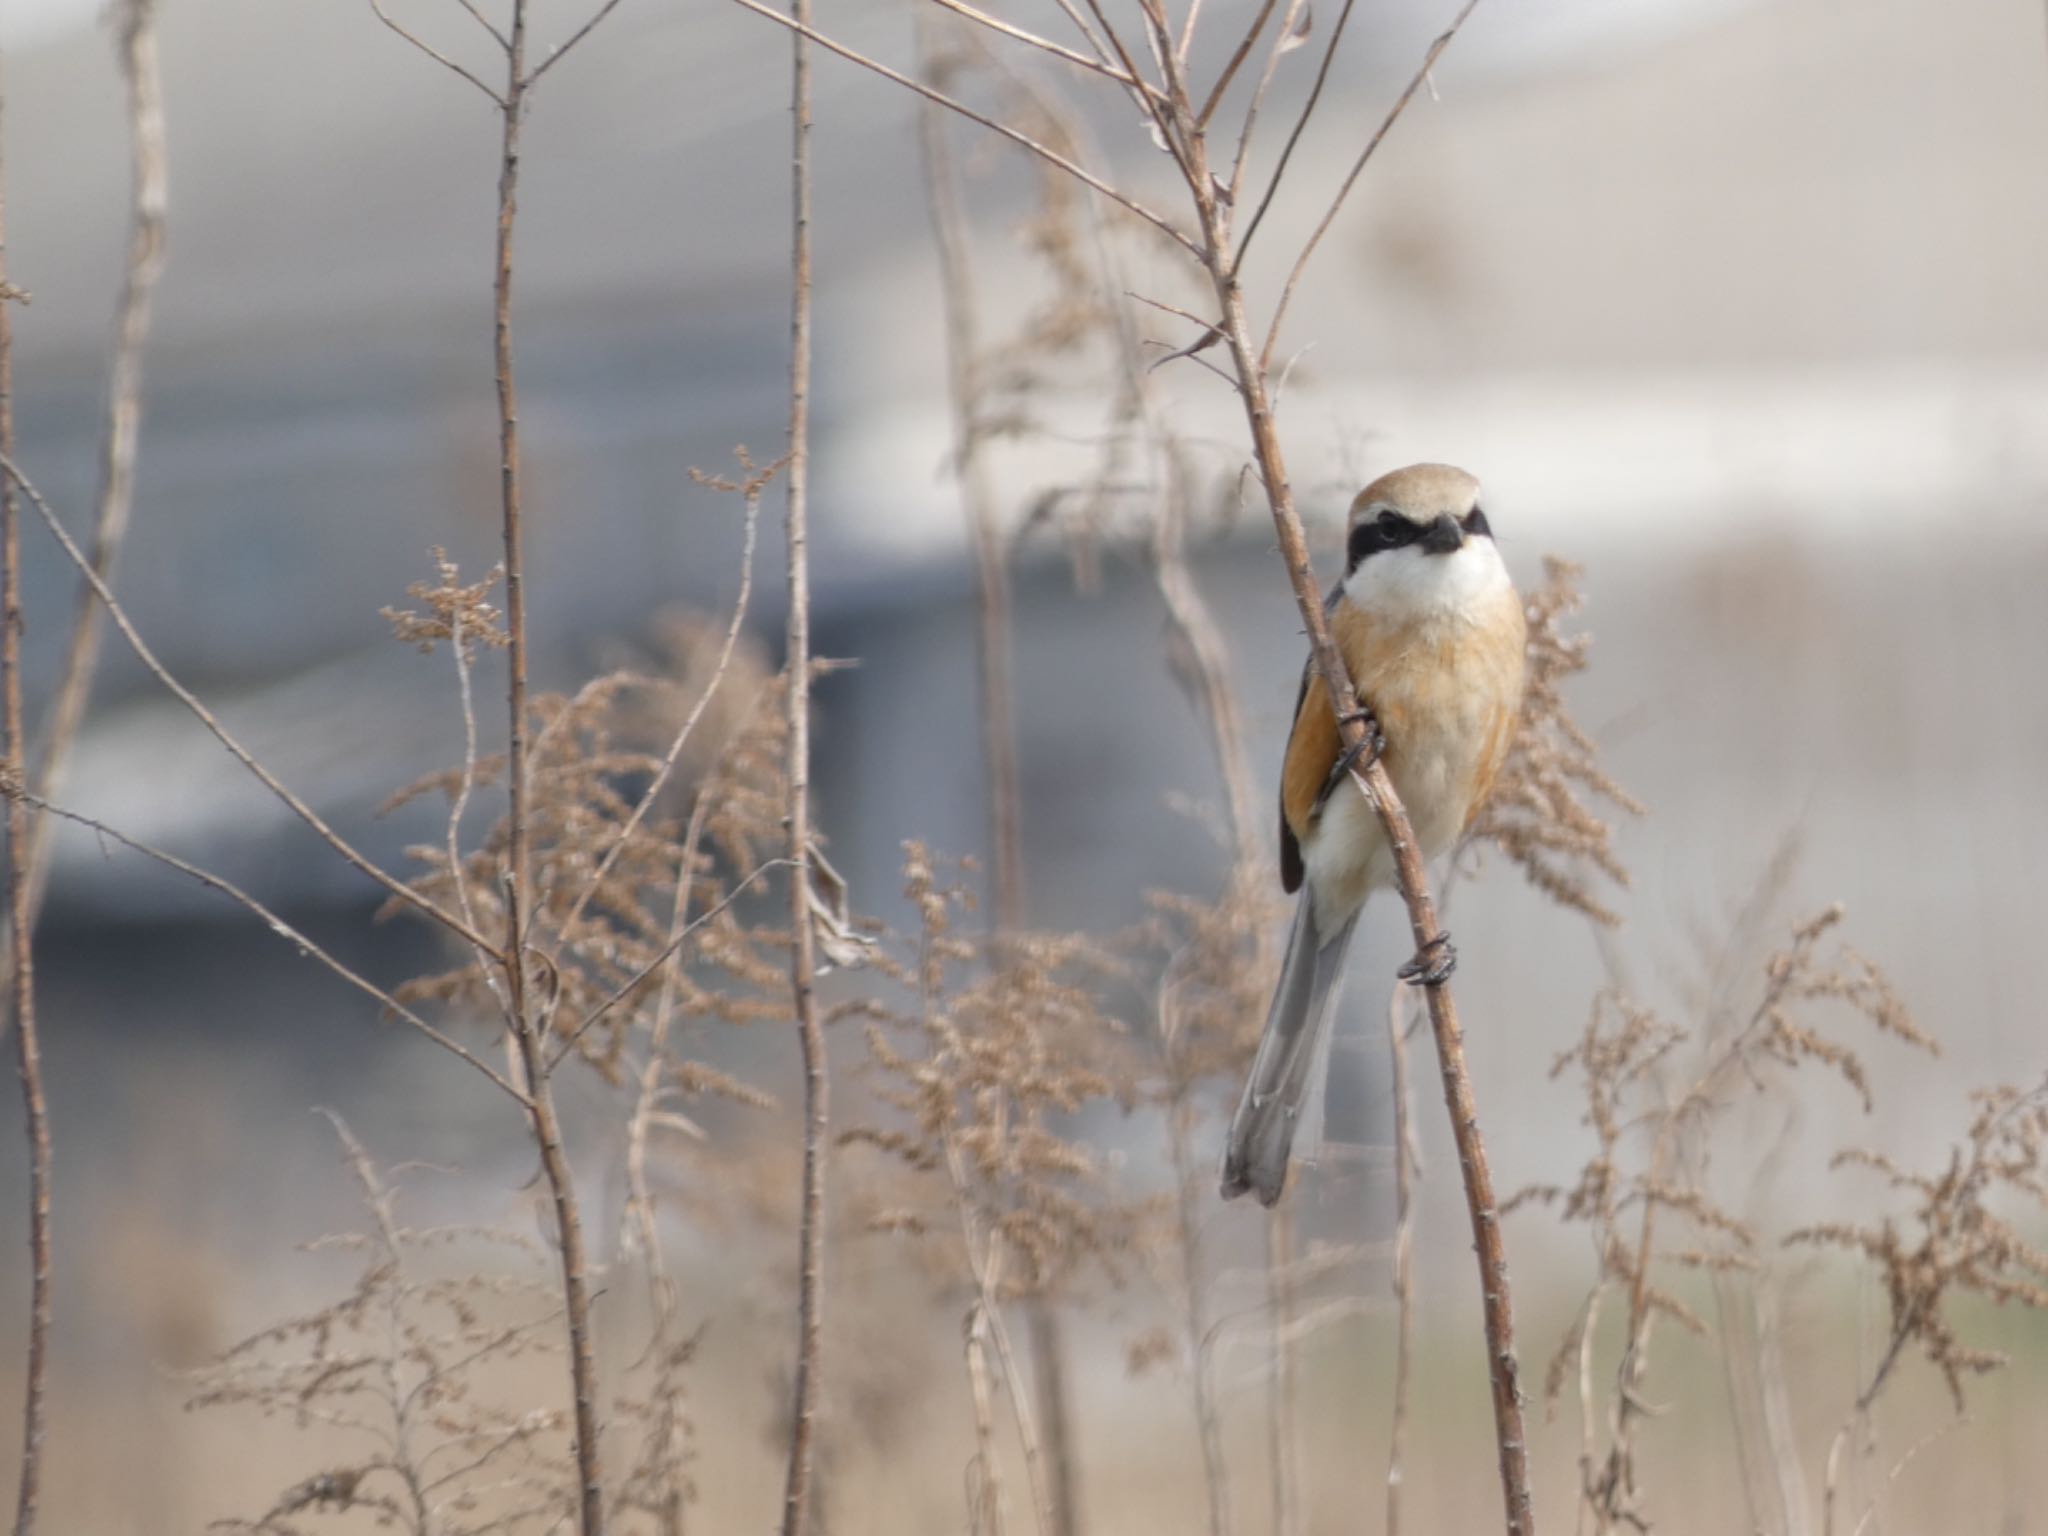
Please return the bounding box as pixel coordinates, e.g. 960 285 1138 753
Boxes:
1219 895 1360 1206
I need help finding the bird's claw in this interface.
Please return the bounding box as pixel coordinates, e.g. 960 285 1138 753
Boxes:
1397 932 1457 988
1316 709 1387 812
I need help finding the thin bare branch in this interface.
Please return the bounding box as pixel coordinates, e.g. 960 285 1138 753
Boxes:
722 0 1197 254
367 0 509 103
1221 0 1308 208
778 0 828 1526
0 75 54 1536
472 0 607 1523
1256 0 1482 373
551 489 760 969
22 0 167 920
525 0 628 87
547 857 791 1070
1385 984 1424 1536
442 610 512 1017
1194 0 1278 127
453 0 512 51
926 0 1166 103
13 790 527 1102
1230 0 1358 256
0 454 500 956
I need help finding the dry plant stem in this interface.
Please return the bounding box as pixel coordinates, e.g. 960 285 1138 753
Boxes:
1385 989 1422 1536
1255 0 1482 374
21 0 165 925
923 0 1159 100
484 8 604 1528
16 791 526 1101
323 1111 437 1535
722 0 1194 253
778 0 829 1527
0 81 53 1536
917 73 1083 1536
443 613 511 1013
916 61 1025 938
1263 1207 1299 1536
1230 0 1356 259
980 1300 1059 1536
552 489 761 950
1166 1087 1234 1536
0 453 497 956
965 1302 1008 1536
1194 194 1535 1536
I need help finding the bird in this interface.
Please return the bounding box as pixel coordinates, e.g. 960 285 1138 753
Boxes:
1221 463 1527 1207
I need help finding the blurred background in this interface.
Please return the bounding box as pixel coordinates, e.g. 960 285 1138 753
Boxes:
3 0 2048 1528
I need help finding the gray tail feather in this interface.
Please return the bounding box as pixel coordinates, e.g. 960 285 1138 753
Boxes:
1219 896 1360 1206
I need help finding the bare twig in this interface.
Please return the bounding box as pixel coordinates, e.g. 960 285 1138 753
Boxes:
442 609 511 1013
1256 0 1482 373
0 454 500 957
721 0 1197 254
777 0 829 1525
1385 985 1423 1536
925 0 1164 101
0 78 54 1536
1194 0 1278 126
548 857 792 1068
1221 0 1308 209
473 3 607 1524
526 0 629 87
21 0 168 927
1231 0 1358 260
1264 1207 1300 1536
551 488 761 951
368 0 508 103
15 791 528 1101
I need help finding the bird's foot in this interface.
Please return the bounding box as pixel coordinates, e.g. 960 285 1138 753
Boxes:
1397 932 1457 988
1316 709 1387 811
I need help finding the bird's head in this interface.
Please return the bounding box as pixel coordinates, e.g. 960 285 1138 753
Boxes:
1342 462 1509 620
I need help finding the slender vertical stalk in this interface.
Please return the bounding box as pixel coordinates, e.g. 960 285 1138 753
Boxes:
777 0 829 1526
0 71 54 1536
1384 992 1421 1536
915 57 1085 1536
1263 1206 1299 1536
1165 1088 1233 1536
22 0 166 904
488 13 604 1531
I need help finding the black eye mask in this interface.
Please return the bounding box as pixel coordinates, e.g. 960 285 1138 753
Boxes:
1347 507 1492 571
1347 509 1422 570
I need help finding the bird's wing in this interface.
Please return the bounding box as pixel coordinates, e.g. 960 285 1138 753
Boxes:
1277 586 1353 895
1277 658 1314 894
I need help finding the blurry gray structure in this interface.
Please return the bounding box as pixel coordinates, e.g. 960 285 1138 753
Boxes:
0 0 2045 1382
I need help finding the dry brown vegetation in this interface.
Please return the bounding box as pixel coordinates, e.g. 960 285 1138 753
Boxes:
1 2 2045 1535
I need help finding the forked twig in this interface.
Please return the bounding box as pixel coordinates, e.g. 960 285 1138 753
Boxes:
13 791 528 1103
368 0 508 103
21 0 169 924
0 453 500 958
1256 0 1482 372
724 0 1197 253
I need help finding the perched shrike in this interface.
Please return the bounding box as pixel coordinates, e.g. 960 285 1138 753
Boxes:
1221 464 1527 1207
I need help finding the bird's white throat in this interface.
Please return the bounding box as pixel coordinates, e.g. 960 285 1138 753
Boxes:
1343 538 1511 627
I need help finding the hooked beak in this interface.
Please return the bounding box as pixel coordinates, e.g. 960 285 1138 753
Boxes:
1420 512 1465 555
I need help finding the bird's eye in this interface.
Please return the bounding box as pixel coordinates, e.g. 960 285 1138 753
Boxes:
1462 507 1492 538
1377 509 1406 531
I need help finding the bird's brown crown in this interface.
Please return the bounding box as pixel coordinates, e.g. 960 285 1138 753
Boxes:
1347 463 1482 530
